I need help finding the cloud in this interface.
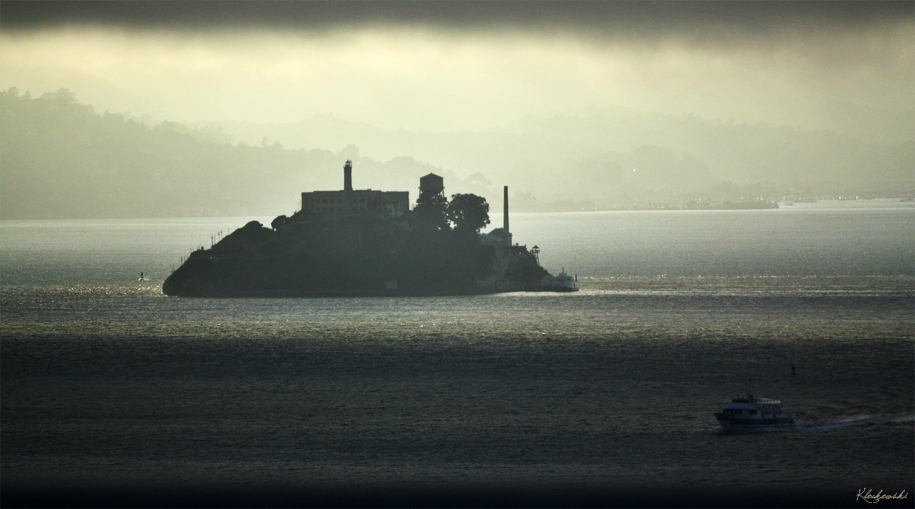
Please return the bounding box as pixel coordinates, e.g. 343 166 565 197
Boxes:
3 1 908 36
0 1 911 134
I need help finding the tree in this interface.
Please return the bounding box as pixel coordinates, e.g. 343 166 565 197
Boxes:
447 193 490 236
413 192 450 230
271 214 288 230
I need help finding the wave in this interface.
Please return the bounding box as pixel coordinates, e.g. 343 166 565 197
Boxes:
797 413 914 431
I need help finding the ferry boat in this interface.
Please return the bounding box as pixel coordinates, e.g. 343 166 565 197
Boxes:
553 268 579 292
714 393 794 432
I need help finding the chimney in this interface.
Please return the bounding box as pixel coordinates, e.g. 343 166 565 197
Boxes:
503 186 509 233
344 160 353 192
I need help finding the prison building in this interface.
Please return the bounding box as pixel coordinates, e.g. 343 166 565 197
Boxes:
301 160 409 219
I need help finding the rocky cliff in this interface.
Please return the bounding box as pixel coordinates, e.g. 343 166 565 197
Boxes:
163 213 548 297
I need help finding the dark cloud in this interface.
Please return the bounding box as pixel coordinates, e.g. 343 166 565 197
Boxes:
2 0 910 36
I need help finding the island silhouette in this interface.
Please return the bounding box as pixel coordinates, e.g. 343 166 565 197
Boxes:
163 161 570 297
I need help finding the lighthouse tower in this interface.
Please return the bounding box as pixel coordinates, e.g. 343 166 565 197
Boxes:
343 160 353 192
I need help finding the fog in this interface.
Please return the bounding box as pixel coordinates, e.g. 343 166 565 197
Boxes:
1 1 912 218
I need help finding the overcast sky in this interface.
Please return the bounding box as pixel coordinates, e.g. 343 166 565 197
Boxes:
2 1 912 133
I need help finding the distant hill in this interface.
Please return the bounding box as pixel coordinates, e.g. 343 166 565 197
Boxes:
2 88 912 219
210 106 914 207
0 89 447 219
208 108 915 210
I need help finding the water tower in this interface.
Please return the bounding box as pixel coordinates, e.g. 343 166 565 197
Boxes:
419 173 444 197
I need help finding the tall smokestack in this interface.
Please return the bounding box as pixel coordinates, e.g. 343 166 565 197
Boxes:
503 186 509 233
344 160 353 192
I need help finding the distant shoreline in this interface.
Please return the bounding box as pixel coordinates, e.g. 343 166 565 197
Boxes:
1 198 912 222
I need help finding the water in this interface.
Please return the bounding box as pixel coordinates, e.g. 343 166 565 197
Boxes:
2 200 913 507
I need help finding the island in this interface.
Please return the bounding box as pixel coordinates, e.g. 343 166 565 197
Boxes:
163 161 573 297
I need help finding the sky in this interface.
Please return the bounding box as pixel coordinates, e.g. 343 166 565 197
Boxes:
1 1 912 134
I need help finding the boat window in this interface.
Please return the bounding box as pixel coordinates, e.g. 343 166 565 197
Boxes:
749 409 758 415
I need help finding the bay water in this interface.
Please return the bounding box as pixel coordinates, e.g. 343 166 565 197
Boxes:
2 200 913 507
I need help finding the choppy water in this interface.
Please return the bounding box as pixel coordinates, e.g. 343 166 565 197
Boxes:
2 201 913 507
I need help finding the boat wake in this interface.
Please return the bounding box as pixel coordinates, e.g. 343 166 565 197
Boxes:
796 413 914 431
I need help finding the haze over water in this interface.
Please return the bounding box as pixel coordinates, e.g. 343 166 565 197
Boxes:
2 1 912 219
2 201 913 507
1 2 913 506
